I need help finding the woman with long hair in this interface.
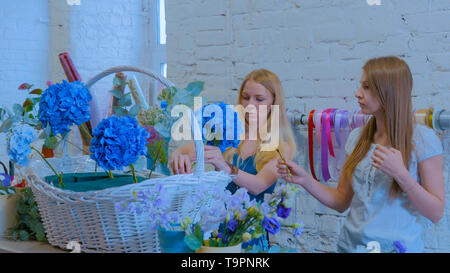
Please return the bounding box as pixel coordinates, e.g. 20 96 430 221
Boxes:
277 56 444 252
170 69 297 250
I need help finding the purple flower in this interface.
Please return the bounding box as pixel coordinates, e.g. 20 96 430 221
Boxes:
393 241 407 253
227 218 238 233
0 173 11 187
144 125 162 145
276 203 292 219
262 216 280 235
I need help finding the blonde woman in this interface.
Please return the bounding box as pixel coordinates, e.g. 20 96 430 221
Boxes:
278 56 444 253
171 69 296 199
170 69 297 249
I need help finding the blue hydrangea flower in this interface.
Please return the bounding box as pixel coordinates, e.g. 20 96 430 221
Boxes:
89 115 149 171
7 124 36 167
39 80 92 135
262 216 280 235
195 102 244 152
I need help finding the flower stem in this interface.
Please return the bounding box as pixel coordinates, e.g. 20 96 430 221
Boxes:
56 134 91 154
79 122 93 140
130 164 137 183
148 141 162 178
31 146 65 188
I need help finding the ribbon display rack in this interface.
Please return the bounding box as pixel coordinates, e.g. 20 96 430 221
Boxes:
288 108 449 182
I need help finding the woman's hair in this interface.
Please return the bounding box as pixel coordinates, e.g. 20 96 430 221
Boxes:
340 56 414 198
224 69 297 171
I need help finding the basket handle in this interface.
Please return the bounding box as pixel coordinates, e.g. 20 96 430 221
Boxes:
85 66 175 90
189 108 204 176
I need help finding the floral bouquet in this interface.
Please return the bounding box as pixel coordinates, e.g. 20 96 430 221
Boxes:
118 180 303 252
181 183 303 252
0 81 92 187
138 82 204 176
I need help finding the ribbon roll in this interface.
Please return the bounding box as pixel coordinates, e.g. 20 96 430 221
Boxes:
414 109 428 126
308 110 318 181
314 110 323 145
334 109 349 150
321 110 332 182
325 108 337 158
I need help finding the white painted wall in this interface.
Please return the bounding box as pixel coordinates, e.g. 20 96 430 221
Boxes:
166 0 450 252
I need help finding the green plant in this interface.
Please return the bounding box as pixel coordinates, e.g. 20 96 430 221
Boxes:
10 187 47 242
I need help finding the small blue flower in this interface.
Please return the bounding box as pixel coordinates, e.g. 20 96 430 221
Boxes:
227 218 238 233
262 216 280 235
293 220 304 237
393 240 407 253
276 203 292 219
39 80 92 135
7 124 36 167
160 100 168 111
89 115 149 171
0 173 11 187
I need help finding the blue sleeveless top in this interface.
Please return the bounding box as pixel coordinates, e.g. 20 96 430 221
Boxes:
225 153 275 251
225 153 276 202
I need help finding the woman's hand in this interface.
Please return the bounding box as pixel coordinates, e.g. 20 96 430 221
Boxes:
169 150 193 174
276 158 310 186
204 145 231 173
371 145 409 180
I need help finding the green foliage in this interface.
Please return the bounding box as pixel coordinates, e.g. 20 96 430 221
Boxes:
184 222 203 251
109 76 141 118
147 138 168 165
138 106 163 127
10 187 47 242
0 82 49 143
0 186 16 196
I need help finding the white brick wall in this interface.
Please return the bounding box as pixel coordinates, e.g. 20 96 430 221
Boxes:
166 0 450 252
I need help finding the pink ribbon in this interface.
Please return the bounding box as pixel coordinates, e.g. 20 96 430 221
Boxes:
321 109 332 182
314 110 323 146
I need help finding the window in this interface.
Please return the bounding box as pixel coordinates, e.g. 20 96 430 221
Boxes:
150 0 167 104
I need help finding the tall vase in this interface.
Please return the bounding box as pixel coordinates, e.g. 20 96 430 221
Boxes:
0 193 19 238
157 226 193 253
59 133 73 173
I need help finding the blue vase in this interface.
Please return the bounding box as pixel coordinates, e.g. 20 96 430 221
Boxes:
147 158 170 176
157 226 193 253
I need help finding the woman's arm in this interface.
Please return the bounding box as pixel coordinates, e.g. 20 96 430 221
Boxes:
231 159 280 196
372 145 445 223
277 159 354 213
203 145 281 195
169 141 195 174
371 145 445 223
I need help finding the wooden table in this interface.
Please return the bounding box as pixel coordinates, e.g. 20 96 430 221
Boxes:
0 238 67 253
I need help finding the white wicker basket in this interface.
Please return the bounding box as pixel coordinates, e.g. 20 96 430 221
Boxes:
24 66 232 253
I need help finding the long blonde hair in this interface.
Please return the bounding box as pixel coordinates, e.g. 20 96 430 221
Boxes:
224 69 297 171
340 56 414 198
